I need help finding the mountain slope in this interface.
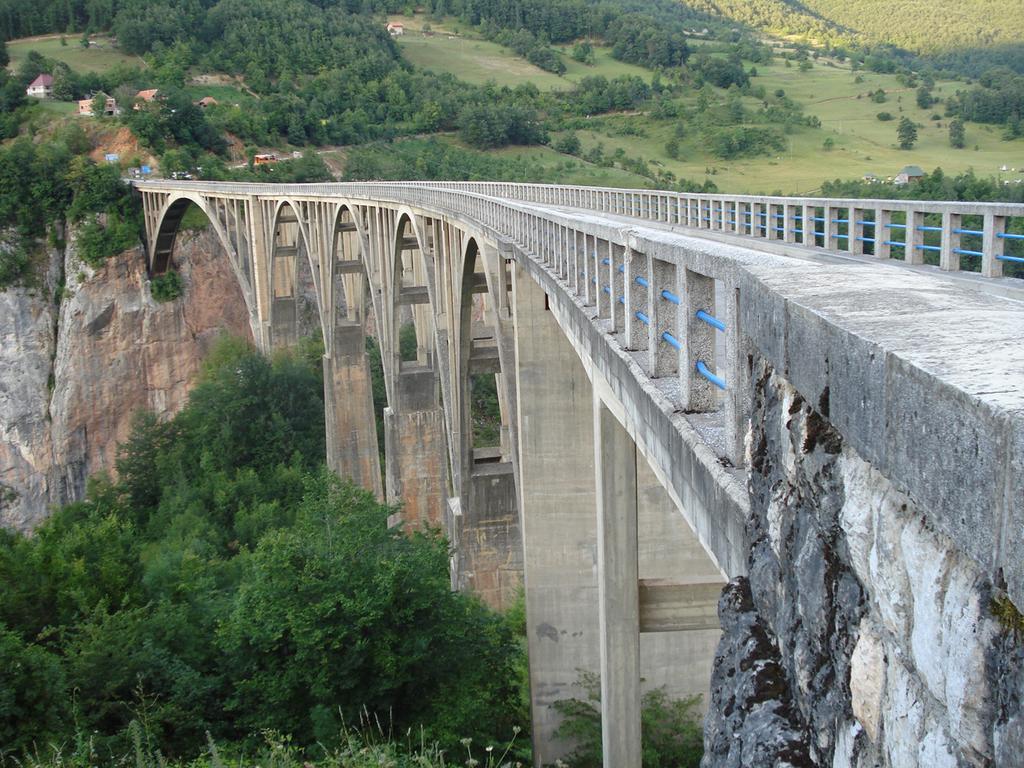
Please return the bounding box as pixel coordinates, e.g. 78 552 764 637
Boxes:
687 0 1024 53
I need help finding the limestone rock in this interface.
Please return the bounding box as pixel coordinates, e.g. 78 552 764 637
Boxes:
0 228 253 530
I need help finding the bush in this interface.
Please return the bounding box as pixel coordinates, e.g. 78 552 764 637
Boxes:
552 672 703 767
150 270 184 302
877 111 894 121
703 126 785 159
75 213 140 265
0 242 30 288
553 132 582 155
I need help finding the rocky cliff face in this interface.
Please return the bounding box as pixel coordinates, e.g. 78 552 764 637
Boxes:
703 356 1024 768
0 228 252 531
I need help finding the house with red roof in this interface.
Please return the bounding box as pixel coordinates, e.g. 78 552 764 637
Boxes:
26 74 54 99
134 89 160 110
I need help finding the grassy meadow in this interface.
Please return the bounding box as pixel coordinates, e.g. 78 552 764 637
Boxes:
567 58 1024 194
392 15 649 90
5 34 144 74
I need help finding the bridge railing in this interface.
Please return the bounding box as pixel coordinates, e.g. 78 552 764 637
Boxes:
375 181 1024 280
347 181 753 464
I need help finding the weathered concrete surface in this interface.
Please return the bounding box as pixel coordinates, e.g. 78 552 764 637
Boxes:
449 461 522 611
0 228 253 531
323 321 383 499
703 357 1024 767
384 366 447 529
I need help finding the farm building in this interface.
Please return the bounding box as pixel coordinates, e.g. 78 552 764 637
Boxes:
894 165 925 185
78 94 119 116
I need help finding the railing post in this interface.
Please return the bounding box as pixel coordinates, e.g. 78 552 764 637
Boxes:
723 283 748 467
680 269 716 412
824 204 838 250
851 207 866 255
648 257 678 378
982 212 1006 278
905 209 924 265
940 212 960 271
734 201 745 235
801 203 814 247
875 208 892 259
611 243 627 336
596 239 611 320
625 249 648 352
783 203 797 243
583 233 596 307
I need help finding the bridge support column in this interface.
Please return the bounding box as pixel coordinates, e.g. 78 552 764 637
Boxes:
513 261 600 764
384 366 447 529
450 460 521 611
324 321 383 499
594 397 642 768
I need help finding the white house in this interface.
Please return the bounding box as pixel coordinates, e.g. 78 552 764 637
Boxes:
386 22 404 36
26 74 54 99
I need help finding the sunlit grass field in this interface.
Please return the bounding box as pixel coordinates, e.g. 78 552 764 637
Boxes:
5 34 144 74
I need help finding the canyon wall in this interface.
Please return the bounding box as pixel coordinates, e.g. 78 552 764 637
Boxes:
0 228 252 531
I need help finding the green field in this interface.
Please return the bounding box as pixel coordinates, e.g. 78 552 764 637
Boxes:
490 144 655 187
183 82 256 107
565 58 1024 194
5 34 144 74
393 15 649 91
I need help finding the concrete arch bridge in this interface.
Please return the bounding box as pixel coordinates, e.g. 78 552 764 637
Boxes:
135 180 1024 768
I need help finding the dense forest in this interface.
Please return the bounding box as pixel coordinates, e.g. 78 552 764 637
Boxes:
0 338 529 763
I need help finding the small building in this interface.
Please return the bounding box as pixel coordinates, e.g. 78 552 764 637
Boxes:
134 89 160 110
386 22 404 36
894 165 925 185
26 74 54 99
78 93 118 116
196 96 218 109
253 153 278 166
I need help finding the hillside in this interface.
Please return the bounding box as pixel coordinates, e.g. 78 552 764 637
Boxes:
1 0 1023 202
687 0 1024 56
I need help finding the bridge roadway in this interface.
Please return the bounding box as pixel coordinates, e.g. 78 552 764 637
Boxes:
133 180 1024 767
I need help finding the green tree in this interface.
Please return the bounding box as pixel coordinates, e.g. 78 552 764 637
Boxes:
897 116 918 149
665 137 680 159
217 471 522 750
91 92 108 117
916 86 934 110
0 39 8 68
949 118 966 148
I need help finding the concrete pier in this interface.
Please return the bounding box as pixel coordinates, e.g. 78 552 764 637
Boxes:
323 321 383 498
384 365 447 528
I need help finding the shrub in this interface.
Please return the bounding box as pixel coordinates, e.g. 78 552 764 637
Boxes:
75 213 139 265
877 111 894 121
150 270 184 302
0 242 29 288
552 672 703 767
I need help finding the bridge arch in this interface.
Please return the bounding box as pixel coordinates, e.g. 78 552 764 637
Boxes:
149 192 258 335
267 199 320 349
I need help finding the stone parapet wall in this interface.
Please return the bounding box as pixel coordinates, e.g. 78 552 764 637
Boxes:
703 357 1023 767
